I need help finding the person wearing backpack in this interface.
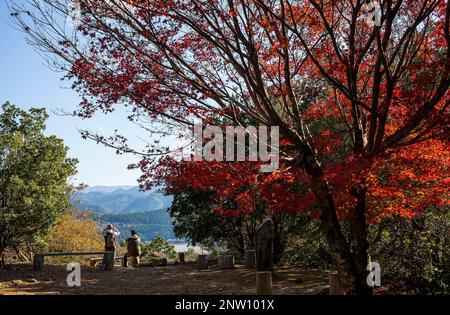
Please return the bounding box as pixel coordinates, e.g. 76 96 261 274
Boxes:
103 224 120 253
126 230 141 268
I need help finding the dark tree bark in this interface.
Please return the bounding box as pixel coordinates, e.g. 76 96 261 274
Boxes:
303 151 368 295
348 186 372 295
272 215 289 265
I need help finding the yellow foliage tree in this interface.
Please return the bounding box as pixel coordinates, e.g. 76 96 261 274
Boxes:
44 211 104 264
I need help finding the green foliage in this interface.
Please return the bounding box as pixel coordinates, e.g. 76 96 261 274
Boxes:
141 235 177 261
281 208 450 296
370 206 450 294
282 214 334 269
168 189 238 249
169 188 303 262
282 208 450 295
185 247 198 262
0 102 78 259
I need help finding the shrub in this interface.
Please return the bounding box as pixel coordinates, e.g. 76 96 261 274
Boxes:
185 248 198 262
370 206 450 294
282 218 334 269
141 235 177 261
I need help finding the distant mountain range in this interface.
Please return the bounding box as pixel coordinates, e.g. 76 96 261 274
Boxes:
72 186 176 242
72 185 173 214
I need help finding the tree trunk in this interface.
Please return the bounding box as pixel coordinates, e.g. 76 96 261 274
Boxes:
317 185 373 295
13 245 30 262
317 189 357 294
272 216 287 264
348 186 373 295
304 152 371 295
0 239 5 267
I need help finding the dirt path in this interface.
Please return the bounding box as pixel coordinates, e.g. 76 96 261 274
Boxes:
0 263 329 295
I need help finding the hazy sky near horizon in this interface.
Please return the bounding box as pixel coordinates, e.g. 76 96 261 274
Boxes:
0 1 147 186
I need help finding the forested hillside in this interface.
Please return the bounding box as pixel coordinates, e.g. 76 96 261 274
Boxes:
71 186 175 242
93 209 175 242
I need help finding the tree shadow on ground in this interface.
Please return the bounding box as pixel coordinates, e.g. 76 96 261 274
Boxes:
0 264 330 295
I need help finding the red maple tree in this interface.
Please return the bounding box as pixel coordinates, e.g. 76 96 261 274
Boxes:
11 0 449 294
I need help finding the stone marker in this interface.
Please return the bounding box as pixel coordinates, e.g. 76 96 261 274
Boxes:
218 255 234 269
245 250 255 269
178 252 185 264
256 218 273 272
256 271 273 295
151 257 168 267
33 254 44 271
104 251 115 270
197 254 208 269
329 272 345 295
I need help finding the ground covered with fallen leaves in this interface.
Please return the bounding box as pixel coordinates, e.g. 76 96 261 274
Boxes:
0 263 331 295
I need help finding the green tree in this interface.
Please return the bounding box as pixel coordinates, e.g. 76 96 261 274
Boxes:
141 235 177 261
0 102 78 264
169 188 299 262
169 189 236 250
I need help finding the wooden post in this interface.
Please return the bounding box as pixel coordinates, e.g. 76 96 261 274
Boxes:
122 254 128 267
218 255 234 269
104 251 115 271
329 272 345 295
178 252 185 264
197 254 208 269
256 219 273 272
33 254 44 271
256 271 273 295
245 250 255 269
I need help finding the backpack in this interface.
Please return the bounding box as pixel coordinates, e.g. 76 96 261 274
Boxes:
104 231 114 248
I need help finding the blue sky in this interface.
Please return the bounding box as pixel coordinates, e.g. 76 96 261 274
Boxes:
0 1 144 186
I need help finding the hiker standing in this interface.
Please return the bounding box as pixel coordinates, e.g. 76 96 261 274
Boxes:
126 230 141 268
103 224 120 254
